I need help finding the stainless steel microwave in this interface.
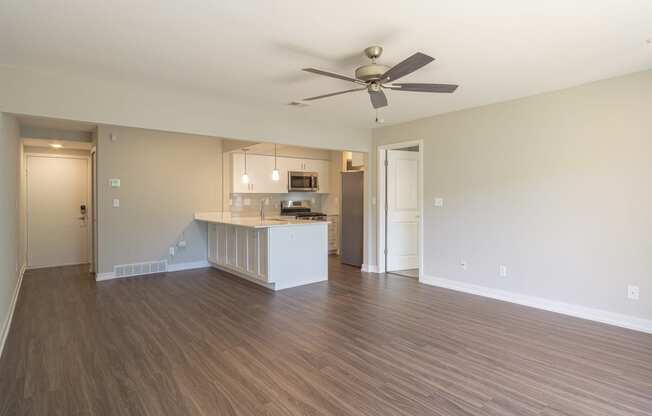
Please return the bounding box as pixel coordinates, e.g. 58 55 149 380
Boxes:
288 171 319 192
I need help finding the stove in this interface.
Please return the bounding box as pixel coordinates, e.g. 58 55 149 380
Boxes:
280 200 326 221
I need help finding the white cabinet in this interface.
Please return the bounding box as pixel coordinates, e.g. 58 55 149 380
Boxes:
199 218 329 291
232 153 278 194
281 156 304 172
210 223 270 282
231 153 330 194
231 153 249 194
314 159 330 194
327 215 339 253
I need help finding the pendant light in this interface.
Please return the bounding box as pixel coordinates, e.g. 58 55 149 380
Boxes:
241 149 250 184
271 144 280 181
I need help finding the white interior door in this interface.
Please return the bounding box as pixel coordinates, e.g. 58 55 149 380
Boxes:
386 150 419 271
27 156 89 268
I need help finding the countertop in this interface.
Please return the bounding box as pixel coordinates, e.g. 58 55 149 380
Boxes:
194 212 329 228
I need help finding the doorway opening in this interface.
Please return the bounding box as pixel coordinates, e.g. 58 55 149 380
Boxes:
20 125 96 273
377 140 423 278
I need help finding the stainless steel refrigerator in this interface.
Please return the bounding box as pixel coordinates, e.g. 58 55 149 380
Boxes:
340 171 364 267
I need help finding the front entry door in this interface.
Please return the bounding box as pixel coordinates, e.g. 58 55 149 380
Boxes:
27 155 89 268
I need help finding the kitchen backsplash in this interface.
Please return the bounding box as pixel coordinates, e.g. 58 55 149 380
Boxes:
229 193 327 218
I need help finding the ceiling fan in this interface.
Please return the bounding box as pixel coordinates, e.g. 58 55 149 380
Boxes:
300 46 458 109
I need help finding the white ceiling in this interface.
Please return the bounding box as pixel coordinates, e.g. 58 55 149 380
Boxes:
1 0 651 129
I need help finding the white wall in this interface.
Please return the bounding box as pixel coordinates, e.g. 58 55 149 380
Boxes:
0 64 371 152
0 113 22 351
96 125 222 274
373 70 652 322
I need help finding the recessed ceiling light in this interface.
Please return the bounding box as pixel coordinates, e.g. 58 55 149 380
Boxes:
50 143 63 149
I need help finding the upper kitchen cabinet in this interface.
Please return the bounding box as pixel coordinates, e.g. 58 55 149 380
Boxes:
232 153 278 194
314 159 330 194
231 153 330 194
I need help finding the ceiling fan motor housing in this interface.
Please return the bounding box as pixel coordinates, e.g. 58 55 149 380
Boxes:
355 64 390 81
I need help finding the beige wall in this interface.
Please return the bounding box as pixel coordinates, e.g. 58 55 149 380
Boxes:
0 113 21 346
96 125 222 274
372 70 652 320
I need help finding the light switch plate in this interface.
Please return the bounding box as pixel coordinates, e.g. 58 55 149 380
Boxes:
109 178 121 188
628 285 640 300
112 198 120 208
434 198 444 207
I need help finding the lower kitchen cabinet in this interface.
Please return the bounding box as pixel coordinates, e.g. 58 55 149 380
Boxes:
202 219 328 291
208 223 269 283
327 215 339 253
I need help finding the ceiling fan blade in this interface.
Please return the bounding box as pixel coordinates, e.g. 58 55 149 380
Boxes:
387 83 458 93
302 68 365 85
368 89 388 109
379 52 434 83
303 87 366 101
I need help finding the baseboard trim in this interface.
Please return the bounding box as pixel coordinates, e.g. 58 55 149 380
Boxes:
26 262 88 271
209 262 276 290
167 260 210 272
0 264 25 359
362 264 379 273
420 275 652 334
96 260 211 281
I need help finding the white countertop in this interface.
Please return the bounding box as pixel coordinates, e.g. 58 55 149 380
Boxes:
194 212 329 228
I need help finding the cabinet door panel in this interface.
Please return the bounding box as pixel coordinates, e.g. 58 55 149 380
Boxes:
217 224 227 264
236 227 247 270
315 159 330 193
246 229 258 275
208 224 217 263
231 153 250 194
226 225 237 267
257 230 268 281
247 154 275 194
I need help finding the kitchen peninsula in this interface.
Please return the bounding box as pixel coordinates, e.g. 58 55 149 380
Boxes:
195 212 329 290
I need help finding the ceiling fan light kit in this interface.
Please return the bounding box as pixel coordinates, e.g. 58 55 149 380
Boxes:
300 46 459 112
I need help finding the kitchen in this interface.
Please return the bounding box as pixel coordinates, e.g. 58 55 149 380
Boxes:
195 142 365 290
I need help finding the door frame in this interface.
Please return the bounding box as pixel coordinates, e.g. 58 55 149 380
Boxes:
376 140 424 277
90 146 97 274
25 153 91 269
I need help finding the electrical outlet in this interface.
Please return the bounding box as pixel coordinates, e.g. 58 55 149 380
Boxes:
627 285 640 300
434 198 444 207
264 198 270 206
169 247 175 256
460 260 468 271
499 265 507 277
112 198 120 208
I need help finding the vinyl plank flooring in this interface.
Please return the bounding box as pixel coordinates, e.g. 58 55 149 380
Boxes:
0 259 651 415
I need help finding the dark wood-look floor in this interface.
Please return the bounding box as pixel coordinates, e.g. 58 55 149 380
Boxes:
1 258 651 416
